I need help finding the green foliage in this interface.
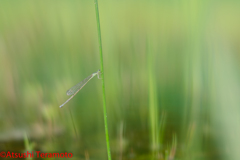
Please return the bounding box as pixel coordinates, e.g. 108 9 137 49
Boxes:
0 1 240 160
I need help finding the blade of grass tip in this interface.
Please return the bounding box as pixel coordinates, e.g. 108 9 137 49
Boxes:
24 132 35 160
24 132 30 151
93 0 112 160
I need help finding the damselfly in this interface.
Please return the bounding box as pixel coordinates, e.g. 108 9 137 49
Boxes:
59 69 101 108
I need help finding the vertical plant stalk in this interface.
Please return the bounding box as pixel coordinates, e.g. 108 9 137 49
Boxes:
94 0 112 160
147 41 159 151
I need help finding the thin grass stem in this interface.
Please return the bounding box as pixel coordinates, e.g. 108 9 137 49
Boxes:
93 0 112 159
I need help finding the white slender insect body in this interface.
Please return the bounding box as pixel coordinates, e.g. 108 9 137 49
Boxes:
59 69 101 108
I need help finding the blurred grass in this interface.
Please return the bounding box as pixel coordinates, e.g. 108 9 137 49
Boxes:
0 1 240 160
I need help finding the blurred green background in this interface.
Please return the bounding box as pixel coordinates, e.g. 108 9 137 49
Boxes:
0 1 240 160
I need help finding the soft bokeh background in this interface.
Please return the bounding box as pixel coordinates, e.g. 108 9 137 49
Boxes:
1 1 240 160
